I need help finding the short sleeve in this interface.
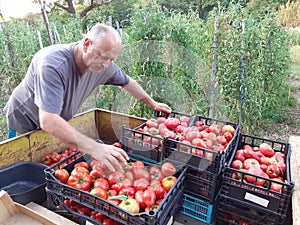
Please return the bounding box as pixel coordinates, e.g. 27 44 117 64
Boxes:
34 61 64 114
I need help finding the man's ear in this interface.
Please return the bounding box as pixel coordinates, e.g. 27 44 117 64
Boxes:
83 38 92 53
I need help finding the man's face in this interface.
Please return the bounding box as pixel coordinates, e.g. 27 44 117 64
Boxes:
84 36 121 73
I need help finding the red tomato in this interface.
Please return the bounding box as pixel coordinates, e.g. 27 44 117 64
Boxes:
133 168 150 181
90 211 107 222
147 184 166 199
108 199 120 206
133 178 150 191
74 161 89 170
243 158 260 170
244 167 265 184
191 138 207 148
135 190 146 210
133 161 145 170
71 166 89 176
107 171 125 186
231 160 243 169
54 168 69 183
270 178 284 192
67 147 79 155
90 187 108 199
50 152 61 163
90 166 107 180
164 118 180 130
41 153 53 166
162 176 177 192
259 143 275 157
78 206 91 216
103 218 123 225
124 170 134 180
67 167 93 191
266 164 280 178
107 189 118 198
161 162 176 177
149 166 164 182
119 186 136 198
223 131 233 141
94 177 109 191
143 189 156 208
112 142 122 148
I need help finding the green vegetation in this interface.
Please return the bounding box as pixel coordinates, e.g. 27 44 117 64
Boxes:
0 1 298 141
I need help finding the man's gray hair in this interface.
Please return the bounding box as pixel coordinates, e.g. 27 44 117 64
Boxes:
86 23 121 46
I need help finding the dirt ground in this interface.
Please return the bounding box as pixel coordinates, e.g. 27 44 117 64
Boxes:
260 73 300 143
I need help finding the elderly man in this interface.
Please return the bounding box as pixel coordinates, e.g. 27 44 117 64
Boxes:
3 23 171 171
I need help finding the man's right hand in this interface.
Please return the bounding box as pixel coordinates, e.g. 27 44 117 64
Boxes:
90 142 129 172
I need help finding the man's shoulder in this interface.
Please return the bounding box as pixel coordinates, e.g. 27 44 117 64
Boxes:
33 42 77 65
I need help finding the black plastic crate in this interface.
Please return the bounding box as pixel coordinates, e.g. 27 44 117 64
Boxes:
184 168 222 203
121 111 193 164
216 194 288 225
163 115 240 174
47 190 183 225
44 152 187 225
221 133 294 216
121 125 164 164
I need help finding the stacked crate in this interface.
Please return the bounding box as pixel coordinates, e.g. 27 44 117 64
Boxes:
216 134 294 225
121 112 240 223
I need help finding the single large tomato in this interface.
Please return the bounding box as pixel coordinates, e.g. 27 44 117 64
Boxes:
243 158 260 170
54 168 69 183
259 143 275 157
162 176 177 192
149 166 164 182
132 168 150 181
161 162 176 177
135 190 147 210
94 177 109 191
107 171 125 186
143 189 156 208
74 161 89 170
147 184 166 200
266 164 280 178
90 187 108 199
119 186 136 198
164 118 180 130
41 153 53 166
119 198 140 214
67 168 93 191
133 178 149 191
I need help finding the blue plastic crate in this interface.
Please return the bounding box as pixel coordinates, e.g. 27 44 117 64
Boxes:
181 193 219 224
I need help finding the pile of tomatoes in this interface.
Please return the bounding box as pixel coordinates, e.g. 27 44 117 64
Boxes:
137 115 236 156
41 147 80 167
230 142 287 192
54 155 178 224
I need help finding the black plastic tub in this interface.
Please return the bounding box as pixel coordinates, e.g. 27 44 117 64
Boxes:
0 161 47 205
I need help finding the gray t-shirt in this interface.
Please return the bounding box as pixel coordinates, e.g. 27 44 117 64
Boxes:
3 43 129 133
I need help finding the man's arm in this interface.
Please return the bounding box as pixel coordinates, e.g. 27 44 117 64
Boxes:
122 78 172 114
39 109 129 172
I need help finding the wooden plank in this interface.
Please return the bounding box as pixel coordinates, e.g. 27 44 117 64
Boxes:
289 135 300 225
0 191 57 225
26 202 78 225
